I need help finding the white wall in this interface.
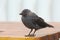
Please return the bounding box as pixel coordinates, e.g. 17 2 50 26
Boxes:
0 0 7 21
52 0 60 22
0 0 60 22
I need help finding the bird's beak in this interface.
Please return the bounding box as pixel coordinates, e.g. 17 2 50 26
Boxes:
19 13 22 15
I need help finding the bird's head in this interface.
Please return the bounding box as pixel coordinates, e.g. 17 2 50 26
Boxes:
19 9 31 16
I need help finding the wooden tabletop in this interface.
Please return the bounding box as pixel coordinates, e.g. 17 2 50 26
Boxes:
0 22 60 40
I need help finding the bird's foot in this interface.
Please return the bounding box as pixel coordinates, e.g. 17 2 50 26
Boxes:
30 34 36 37
25 34 35 37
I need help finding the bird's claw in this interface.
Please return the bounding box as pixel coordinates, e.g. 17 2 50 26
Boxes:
25 34 35 37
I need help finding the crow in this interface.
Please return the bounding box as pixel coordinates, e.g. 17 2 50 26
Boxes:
19 9 54 37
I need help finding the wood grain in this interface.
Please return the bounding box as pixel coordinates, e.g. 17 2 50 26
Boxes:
0 22 60 40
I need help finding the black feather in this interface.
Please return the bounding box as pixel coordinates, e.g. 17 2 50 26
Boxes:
20 9 54 36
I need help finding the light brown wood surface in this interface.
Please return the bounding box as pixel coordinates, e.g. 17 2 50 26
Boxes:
0 22 60 37
0 22 60 40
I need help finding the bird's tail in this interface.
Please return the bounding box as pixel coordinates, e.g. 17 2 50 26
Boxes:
46 23 54 28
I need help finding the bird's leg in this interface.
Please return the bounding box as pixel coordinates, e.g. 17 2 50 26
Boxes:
31 29 37 36
28 29 33 35
25 29 33 37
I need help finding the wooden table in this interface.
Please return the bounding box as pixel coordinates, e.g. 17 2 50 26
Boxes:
0 22 60 40
0 32 60 40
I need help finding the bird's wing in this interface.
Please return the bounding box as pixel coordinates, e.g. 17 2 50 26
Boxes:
31 13 44 21
32 14 53 28
31 13 44 22
31 13 47 27
28 12 54 28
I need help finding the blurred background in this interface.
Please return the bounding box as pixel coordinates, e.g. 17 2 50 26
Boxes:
0 0 60 39
0 0 60 22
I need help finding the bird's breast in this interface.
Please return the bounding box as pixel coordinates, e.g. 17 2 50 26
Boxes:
21 16 33 28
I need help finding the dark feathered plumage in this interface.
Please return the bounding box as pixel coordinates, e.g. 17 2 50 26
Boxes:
20 9 54 37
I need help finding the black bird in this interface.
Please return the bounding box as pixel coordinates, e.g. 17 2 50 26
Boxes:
19 9 54 37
